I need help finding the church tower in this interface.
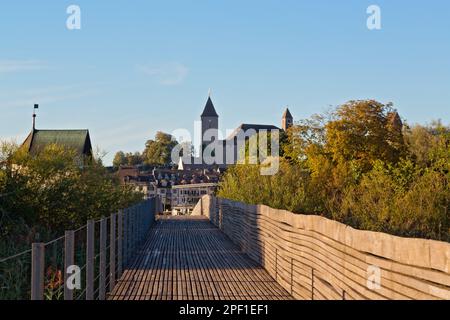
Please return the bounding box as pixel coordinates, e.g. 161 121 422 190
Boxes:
282 108 293 131
201 94 219 150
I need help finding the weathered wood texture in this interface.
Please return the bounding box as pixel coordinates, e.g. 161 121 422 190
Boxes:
200 196 450 300
109 216 293 300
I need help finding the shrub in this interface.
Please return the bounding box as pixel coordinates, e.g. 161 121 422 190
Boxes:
218 101 449 241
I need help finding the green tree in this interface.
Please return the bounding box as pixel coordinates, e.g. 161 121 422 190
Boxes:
125 152 143 166
0 142 142 238
217 100 449 242
113 151 127 169
404 121 450 170
143 132 178 166
325 100 406 173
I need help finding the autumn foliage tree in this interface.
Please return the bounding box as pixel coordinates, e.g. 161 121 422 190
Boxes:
325 100 405 172
219 100 449 241
143 132 178 166
0 143 142 241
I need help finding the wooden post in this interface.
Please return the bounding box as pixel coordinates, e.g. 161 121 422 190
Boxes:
99 218 107 300
139 204 142 239
86 220 95 300
141 204 145 239
141 204 145 240
219 198 223 230
132 206 136 253
129 207 133 256
117 211 123 278
139 204 143 242
311 268 314 301
136 205 140 244
128 207 133 257
64 231 75 300
123 209 128 267
31 243 45 300
109 213 116 292
209 197 214 222
140 204 143 237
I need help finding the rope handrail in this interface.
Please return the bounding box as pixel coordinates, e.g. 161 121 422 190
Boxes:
0 248 32 263
13 197 159 301
0 196 160 300
44 234 66 247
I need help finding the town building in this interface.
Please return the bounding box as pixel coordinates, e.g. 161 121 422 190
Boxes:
120 93 295 215
171 183 218 215
22 129 93 159
21 105 93 166
179 94 294 168
118 165 220 212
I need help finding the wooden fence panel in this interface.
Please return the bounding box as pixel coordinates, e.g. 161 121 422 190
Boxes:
200 195 450 300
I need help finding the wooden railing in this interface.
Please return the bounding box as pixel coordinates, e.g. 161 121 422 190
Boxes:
1 197 160 300
198 195 450 300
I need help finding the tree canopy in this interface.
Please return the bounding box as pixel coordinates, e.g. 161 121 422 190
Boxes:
0 143 142 240
113 151 143 169
143 131 178 166
219 100 449 241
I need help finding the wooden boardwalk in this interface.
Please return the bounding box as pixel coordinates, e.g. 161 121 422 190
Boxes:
110 216 293 300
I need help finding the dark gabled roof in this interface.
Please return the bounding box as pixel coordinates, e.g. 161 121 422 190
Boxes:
22 129 93 157
226 124 281 140
282 108 293 119
201 97 219 118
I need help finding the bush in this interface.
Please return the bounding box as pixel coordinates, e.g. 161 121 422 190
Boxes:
0 142 142 243
219 159 316 214
218 101 449 242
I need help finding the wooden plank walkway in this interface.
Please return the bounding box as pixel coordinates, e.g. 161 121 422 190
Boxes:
109 216 293 300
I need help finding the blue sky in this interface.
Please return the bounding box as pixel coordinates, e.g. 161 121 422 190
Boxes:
0 0 449 164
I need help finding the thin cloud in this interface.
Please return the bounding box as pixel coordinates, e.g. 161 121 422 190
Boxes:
137 62 189 85
0 60 47 73
0 83 103 109
95 121 151 148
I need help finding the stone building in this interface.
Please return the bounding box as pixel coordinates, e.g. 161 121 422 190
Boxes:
179 94 294 168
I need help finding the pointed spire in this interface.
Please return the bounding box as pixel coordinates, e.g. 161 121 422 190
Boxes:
388 111 403 131
201 94 219 118
282 107 293 131
282 107 293 119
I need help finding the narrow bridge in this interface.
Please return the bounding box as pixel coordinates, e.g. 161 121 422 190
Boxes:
2 196 449 300
109 216 292 300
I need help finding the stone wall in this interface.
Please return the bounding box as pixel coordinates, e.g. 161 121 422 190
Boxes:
199 195 450 300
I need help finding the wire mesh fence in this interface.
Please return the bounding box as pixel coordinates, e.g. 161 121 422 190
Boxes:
0 197 158 300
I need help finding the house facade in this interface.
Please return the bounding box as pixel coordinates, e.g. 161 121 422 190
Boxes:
171 183 218 215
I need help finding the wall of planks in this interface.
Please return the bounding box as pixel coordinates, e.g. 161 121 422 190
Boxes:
197 195 450 300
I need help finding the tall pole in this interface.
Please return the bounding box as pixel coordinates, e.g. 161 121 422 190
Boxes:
33 104 39 130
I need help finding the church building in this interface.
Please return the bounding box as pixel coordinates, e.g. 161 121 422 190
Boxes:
21 105 93 166
179 94 294 170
